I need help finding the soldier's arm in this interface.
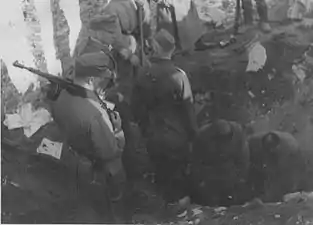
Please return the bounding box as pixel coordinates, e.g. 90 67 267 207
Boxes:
225 123 250 181
110 15 133 56
177 70 198 140
90 115 122 163
131 76 151 134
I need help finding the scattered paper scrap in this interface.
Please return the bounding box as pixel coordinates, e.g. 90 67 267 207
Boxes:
192 207 203 217
246 42 267 72
292 64 307 82
214 207 227 214
37 138 63 160
3 103 53 137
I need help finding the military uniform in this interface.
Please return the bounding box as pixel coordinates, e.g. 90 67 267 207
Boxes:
191 119 250 206
131 30 197 202
86 0 153 181
51 52 128 221
248 131 304 202
87 0 151 101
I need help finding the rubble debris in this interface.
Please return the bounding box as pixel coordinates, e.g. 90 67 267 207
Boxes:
3 103 52 138
292 64 307 82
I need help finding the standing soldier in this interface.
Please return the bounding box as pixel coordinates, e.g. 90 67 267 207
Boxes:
247 131 304 202
86 0 152 180
241 0 272 32
191 119 250 206
131 29 198 210
50 52 128 222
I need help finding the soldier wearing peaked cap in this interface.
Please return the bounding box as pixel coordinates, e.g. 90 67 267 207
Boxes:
51 51 129 222
86 0 153 183
131 29 198 209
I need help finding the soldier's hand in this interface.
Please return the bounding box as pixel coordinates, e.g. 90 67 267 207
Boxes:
130 54 140 66
112 111 122 132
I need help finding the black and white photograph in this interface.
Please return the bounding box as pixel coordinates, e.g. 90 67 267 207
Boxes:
1 0 313 223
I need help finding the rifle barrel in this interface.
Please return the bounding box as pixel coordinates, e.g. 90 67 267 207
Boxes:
12 61 71 86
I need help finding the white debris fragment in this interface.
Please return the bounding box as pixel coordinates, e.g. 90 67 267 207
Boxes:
283 191 313 202
177 210 188 218
246 42 267 72
37 138 63 160
248 91 256 98
192 207 203 216
292 64 306 82
3 103 53 138
214 207 227 213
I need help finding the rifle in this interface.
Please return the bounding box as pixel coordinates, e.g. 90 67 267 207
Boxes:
234 0 241 35
136 1 145 67
12 61 117 130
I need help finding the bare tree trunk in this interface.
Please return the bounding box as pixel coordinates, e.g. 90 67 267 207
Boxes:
50 0 71 77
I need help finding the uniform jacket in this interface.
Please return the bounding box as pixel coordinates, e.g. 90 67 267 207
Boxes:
51 88 124 176
193 121 250 181
131 57 197 145
248 131 303 201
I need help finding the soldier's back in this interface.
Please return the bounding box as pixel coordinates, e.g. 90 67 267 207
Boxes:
52 89 113 155
248 130 304 201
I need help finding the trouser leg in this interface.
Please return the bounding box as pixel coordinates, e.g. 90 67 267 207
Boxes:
107 168 132 222
256 0 269 22
242 0 254 24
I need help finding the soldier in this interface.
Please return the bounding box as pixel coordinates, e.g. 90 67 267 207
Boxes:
241 0 272 32
131 29 198 209
86 0 153 181
50 52 128 222
87 0 151 98
191 119 250 206
247 131 304 202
